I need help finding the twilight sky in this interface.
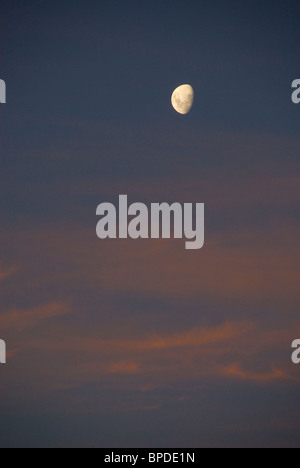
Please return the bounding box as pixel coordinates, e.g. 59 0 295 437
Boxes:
0 0 300 448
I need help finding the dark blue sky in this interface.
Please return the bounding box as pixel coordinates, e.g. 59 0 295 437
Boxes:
0 0 300 448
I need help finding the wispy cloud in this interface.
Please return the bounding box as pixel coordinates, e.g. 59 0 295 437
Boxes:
0 302 70 330
222 363 287 382
0 265 17 282
5 315 296 389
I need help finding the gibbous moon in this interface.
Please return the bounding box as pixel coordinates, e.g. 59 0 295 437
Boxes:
171 84 194 115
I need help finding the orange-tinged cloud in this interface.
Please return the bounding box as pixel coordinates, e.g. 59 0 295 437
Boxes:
108 321 253 352
28 321 252 355
0 153 299 407
0 302 70 330
222 363 287 382
2 224 299 306
0 265 17 282
108 361 140 375
4 313 296 389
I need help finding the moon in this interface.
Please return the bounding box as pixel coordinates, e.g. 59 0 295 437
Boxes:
171 84 194 115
